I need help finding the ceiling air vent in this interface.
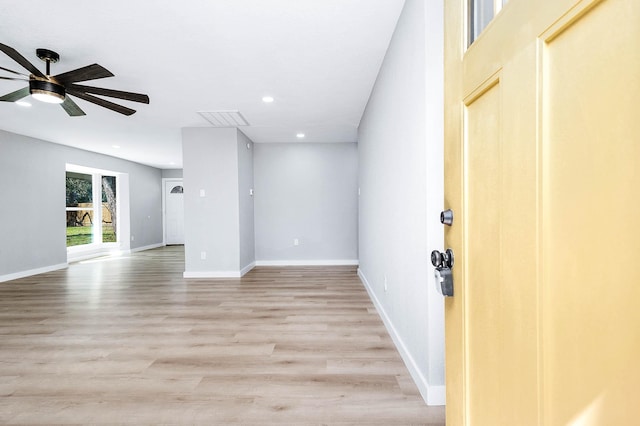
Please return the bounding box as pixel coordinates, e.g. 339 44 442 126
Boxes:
197 110 249 127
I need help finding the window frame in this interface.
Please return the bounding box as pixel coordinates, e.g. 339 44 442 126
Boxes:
66 164 120 256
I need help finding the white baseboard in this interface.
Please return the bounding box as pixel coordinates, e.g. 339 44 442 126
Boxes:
183 270 241 278
0 262 68 283
182 259 356 278
130 243 164 253
427 384 446 406
67 243 164 263
255 259 359 266
183 261 256 279
240 262 256 277
358 268 445 406
68 251 115 263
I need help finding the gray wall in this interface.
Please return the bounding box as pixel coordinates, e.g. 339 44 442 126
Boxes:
357 0 445 404
0 129 163 279
162 169 183 179
183 128 240 274
254 143 358 262
237 131 255 271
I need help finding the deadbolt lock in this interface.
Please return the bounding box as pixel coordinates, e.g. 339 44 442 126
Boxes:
440 209 454 226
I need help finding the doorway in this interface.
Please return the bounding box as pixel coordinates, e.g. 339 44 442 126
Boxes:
163 179 184 245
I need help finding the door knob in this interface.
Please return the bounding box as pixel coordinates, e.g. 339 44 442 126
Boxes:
431 248 455 297
431 248 454 268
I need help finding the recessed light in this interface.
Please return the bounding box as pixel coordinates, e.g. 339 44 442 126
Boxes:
262 96 274 103
296 133 305 138
16 101 31 107
112 145 120 149
169 162 176 166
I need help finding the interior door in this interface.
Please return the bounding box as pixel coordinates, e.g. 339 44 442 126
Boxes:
443 0 640 425
164 180 185 245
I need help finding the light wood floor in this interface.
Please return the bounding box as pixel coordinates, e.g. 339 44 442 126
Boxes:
0 246 445 425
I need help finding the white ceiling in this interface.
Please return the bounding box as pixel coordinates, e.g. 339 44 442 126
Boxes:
0 0 405 168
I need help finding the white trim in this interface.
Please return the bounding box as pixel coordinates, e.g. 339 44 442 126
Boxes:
240 262 256 276
183 271 241 278
358 268 445 406
426 385 446 406
130 243 164 254
67 243 163 263
255 259 359 266
0 263 68 283
184 261 256 279
65 164 131 254
67 245 121 263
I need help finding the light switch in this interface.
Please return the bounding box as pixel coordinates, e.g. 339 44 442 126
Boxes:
199 189 205 197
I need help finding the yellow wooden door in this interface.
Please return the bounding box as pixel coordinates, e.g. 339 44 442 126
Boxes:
444 0 640 425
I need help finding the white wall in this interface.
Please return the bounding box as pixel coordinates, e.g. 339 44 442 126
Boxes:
357 0 445 405
254 143 358 264
0 129 164 281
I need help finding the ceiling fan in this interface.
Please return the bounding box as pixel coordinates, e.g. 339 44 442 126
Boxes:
0 43 149 116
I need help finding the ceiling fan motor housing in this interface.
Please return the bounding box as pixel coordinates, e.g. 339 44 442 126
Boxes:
29 79 65 103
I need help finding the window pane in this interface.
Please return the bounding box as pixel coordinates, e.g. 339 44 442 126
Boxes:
102 176 117 243
66 209 94 246
66 172 93 247
469 0 509 45
66 172 93 208
469 0 494 45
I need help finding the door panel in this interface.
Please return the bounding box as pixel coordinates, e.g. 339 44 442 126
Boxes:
542 1 640 424
465 81 502 425
444 0 640 424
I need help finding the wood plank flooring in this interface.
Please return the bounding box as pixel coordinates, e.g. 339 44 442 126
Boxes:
0 246 445 425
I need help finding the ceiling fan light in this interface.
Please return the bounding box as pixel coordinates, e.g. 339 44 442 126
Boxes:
32 91 64 104
29 80 65 104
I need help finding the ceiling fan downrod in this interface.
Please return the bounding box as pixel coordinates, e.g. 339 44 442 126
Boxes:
36 48 59 76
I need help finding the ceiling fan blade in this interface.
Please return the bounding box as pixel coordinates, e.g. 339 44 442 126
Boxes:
0 76 28 81
0 65 28 77
0 43 46 79
67 84 149 104
53 64 114 84
0 87 30 102
67 88 136 116
60 96 86 117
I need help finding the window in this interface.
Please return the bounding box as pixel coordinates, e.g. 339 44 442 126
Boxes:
66 172 95 246
101 176 117 243
469 0 509 45
66 169 118 248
